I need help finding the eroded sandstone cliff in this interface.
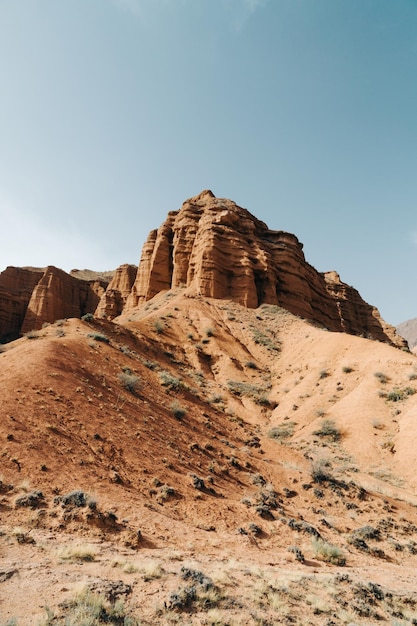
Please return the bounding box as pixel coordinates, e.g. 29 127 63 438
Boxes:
126 190 405 347
0 266 111 341
0 267 44 341
95 264 137 319
0 191 406 348
20 266 109 334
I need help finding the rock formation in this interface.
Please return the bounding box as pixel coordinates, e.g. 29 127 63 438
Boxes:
95 264 137 319
0 267 45 341
0 191 407 348
20 266 109 334
0 266 111 341
127 190 405 347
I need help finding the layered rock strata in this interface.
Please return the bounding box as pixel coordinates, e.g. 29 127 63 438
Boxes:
0 267 45 341
127 190 405 347
0 266 110 341
95 264 137 319
0 191 406 348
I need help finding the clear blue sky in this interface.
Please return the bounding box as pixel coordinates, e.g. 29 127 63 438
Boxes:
0 0 416 325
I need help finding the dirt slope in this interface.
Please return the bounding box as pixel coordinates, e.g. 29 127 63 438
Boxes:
1 291 417 625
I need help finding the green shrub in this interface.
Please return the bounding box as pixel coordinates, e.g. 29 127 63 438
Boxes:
386 389 404 402
386 387 415 402
159 371 184 391
251 327 280 351
342 366 354 373
142 359 158 370
374 371 389 384
312 538 346 565
313 419 341 442
87 332 109 344
288 546 305 563
311 461 334 484
54 490 89 508
153 319 165 334
350 525 380 542
40 587 137 625
256 395 272 406
209 394 224 405
171 401 186 420
118 372 140 394
251 473 266 486
15 490 44 508
190 474 205 490
81 313 94 322
226 380 271 403
268 422 296 441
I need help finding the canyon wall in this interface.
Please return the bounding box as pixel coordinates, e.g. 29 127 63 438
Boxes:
0 191 406 348
126 190 405 347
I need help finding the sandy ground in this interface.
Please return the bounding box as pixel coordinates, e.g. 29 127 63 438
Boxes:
2 291 417 624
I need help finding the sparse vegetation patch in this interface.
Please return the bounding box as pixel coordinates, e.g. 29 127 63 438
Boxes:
159 370 185 391
374 371 389 384
251 326 280 351
226 380 271 405
312 538 346 565
87 332 110 344
118 371 140 394
268 421 296 441
57 543 99 562
386 387 416 402
15 490 44 509
170 401 186 420
313 419 341 442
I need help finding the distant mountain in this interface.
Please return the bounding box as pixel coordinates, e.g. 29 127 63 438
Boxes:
397 317 417 349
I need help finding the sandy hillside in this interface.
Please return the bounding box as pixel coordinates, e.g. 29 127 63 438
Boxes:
2 290 417 625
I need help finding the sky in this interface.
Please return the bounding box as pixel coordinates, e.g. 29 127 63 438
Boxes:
0 0 416 325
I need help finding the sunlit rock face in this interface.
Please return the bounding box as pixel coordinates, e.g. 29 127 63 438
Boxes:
126 190 405 347
0 191 406 348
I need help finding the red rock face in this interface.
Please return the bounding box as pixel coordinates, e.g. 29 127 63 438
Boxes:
0 267 44 341
20 266 109 333
95 264 137 319
127 190 405 347
0 191 406 348
0 266 111 341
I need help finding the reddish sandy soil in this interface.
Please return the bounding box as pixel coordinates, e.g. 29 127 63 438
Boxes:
2 290 417 625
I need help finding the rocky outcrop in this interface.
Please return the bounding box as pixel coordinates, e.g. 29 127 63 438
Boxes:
21 266 108 333
323 271 399 341
0 266 111 341
0 191 406 348
0 267 45 341
95 264 137 319
127 190 405 347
